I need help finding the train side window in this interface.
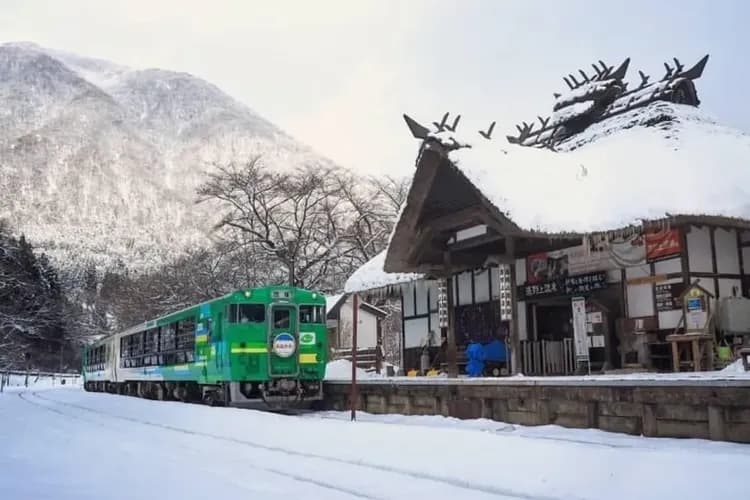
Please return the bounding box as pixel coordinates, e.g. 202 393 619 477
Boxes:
239 304 265 323
299 305 324 324
226 304 238 323
228 304 265 323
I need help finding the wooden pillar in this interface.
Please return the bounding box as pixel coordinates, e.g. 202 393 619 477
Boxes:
350 293 359 421
444 252 458 378
691 338 701 372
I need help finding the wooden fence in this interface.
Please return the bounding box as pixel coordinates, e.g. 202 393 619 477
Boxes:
331 347 383 372
520 339 576 375
0 370 80 392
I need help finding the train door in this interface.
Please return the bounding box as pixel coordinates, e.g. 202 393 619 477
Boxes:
268 304 299 377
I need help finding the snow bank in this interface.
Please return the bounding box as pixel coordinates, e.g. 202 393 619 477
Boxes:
324 359 373 380
344 249 421 293
327 367 750 385
721 359 748 373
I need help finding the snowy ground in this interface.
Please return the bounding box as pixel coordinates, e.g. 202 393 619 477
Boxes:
2 386 749 499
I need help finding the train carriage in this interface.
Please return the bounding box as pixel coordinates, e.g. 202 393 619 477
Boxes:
82 286 328 409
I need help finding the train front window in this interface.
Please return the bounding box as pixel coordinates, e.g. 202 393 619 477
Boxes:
299 305 324 324
227 304 266 323
273 309 290 328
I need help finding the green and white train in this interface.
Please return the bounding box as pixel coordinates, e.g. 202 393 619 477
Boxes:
82 286 328 408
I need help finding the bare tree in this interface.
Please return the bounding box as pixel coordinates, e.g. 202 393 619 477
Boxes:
197 157 372 290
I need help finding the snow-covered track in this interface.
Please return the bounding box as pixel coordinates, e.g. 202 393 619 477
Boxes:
24 390 559 500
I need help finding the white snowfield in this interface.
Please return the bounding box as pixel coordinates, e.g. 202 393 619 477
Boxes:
2 386 749 500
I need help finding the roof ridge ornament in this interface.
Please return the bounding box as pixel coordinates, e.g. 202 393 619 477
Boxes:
507 54 708 149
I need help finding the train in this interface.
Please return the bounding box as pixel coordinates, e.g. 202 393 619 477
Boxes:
82 286 328 409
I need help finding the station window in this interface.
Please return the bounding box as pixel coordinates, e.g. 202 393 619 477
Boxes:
299 305 324 324
227 304 266 323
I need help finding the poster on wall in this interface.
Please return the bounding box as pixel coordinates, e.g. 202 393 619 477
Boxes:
518 271 608 300
571 297 589 360
684 287 709 331
526 234 645 284
655 282 685 311
645 228 682 261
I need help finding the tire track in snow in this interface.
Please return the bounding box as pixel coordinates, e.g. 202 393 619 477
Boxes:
19 391 379 500
32 391 568 500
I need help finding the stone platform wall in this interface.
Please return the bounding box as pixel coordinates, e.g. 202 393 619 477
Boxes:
323 379 750 443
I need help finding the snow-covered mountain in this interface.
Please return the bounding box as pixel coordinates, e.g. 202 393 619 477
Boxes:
0 42 336 272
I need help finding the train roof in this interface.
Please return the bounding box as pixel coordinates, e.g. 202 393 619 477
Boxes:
87 285 326 346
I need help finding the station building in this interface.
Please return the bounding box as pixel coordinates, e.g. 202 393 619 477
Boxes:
345 54 750 376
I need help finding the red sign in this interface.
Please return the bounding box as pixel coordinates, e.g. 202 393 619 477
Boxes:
645 228 681 261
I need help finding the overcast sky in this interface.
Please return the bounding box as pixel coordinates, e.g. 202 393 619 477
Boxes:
2 0 748 176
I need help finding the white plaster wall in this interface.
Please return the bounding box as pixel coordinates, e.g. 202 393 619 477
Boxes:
474 269 490 303
357 311 378 348
719 278 742 299
404 317 429 348
715 228 740 274
339 301 353 348
415 279 429 315
607 269 622 283
457 271 472 305
428 280 438 311
517 300 528 340
402 282 415 317
515 258 527 284
626 265 655 318
339 297 378 349
654 257 682 275
687 225 713 272
337 299 378 348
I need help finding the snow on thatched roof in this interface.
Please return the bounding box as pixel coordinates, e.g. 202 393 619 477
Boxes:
344 250 422 294
433 102 750 234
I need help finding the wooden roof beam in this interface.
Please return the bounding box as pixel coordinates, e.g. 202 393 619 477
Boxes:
406 226 435 266
425 205 485 234
445 231 503 252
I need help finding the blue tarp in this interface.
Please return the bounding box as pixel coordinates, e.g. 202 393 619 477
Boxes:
465 340 507 376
